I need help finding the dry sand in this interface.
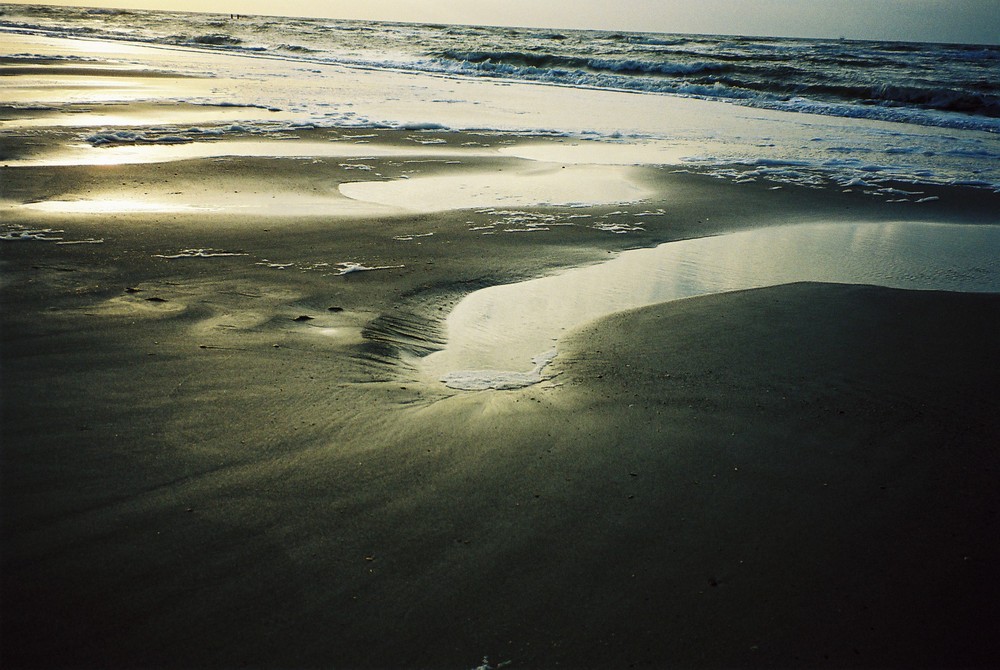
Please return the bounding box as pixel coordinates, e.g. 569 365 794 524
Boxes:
2 127 1000 668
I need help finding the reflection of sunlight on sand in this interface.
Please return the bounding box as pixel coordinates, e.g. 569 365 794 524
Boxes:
23 198 215 214
0 75 222 106
42 37 160 56
295 324 366 346
0 106 298 129
20 193 404 217
86 294 188 318
5 140 480 167
339 164 652 212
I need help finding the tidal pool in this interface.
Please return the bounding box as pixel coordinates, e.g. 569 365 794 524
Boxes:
421 221 1000 390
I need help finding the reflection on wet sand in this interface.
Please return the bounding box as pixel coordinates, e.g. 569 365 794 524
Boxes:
423 221 1000 389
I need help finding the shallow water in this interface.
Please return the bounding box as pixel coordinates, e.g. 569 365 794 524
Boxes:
4 31 998 191
1 139 477 167
0 105 301 129
14 191 404 217
422 221 1000 389
339 164 652 211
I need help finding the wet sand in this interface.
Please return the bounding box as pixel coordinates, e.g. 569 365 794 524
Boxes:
2 121 1000 669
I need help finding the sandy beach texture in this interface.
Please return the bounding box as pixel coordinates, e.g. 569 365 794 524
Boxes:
3 37 1000 669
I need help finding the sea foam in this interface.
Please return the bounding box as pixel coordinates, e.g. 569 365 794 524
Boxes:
441 350 557 391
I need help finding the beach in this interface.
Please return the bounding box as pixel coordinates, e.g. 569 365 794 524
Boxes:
3 11 1000 669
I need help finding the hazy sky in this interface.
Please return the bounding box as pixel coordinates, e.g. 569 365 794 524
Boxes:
5 1 999 44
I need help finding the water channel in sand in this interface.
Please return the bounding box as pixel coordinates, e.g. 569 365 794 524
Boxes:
421 221 1000 390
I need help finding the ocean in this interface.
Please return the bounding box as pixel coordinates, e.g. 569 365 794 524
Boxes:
2 3 999 191
4 4 998 130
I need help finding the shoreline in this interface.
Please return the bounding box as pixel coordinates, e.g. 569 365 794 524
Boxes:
3 31 1000 667
4 134 1000 666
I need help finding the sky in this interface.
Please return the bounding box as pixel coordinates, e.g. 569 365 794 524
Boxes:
3 0 999 44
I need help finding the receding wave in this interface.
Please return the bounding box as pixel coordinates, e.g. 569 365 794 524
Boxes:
867 84 1000 117
434 50 731 77
183 33 243 47
278 43 318 54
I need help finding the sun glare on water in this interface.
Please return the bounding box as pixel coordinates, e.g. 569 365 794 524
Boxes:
22 198 215 214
